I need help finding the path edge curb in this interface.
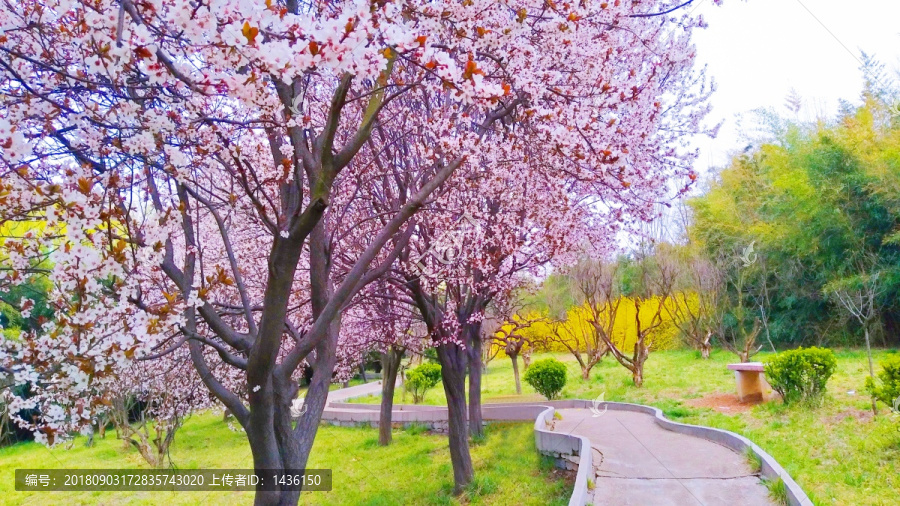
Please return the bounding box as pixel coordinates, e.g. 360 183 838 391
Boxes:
534 406 593 506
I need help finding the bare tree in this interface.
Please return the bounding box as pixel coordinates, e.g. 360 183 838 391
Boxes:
659 249 724 359
109 394 179 468
720 244 766 362
721 316 762 363
749 255 777 354
548 260 616 380
610 253 674 387
480 311 503 369
827 270 883 415
564 253 675 386
491 312 544 395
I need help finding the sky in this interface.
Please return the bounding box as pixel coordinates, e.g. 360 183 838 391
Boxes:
690 0 900 175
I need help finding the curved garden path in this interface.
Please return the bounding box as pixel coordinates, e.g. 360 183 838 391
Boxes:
303 381 791 505
552 408 773 505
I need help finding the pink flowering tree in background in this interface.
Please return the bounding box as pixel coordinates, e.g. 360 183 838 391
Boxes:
108 347 213 468
0 0 723 503
388 146 616 487
340 278 426 446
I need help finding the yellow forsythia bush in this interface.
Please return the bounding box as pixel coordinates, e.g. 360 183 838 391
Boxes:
491 293 697 358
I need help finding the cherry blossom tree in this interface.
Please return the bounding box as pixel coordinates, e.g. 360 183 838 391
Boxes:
0 0 515 499
0 0 723 502
388 143 620 488
337 279 426 446
387 0 715 477
108 347 212 468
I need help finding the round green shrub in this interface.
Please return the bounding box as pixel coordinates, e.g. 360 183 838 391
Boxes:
764 347 837 405
866 355 900 410
523 358 567 400
405 362 442 403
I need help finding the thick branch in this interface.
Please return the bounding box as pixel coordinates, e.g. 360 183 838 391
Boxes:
277 157 464 378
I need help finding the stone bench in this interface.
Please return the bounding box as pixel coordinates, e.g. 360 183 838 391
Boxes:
726 362 770 402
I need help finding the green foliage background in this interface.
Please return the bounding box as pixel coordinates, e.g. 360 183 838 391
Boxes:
688 94 900 348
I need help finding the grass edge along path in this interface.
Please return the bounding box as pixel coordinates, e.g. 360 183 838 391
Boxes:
0 413 572 505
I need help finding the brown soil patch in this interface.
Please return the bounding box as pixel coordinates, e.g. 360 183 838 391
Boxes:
824 408 875 425
685 392 764 414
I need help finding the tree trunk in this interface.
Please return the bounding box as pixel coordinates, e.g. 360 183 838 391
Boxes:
581 365 591 381
379 347 403 446
632 366 644 388
864 327 878 416
632 343 647 388
263 218 342 506
359 362 368 384
269 319 340 506
700 333 711 359
511 353 522 395
244 307 339 506
246 404 284 506
437 342 474 494
467 324 484 438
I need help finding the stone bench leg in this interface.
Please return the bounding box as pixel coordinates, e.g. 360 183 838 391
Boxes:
734 371 768 402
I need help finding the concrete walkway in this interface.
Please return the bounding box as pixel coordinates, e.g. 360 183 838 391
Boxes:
325 380 385 403
307 384 784 505
553 408 774 506
291 380 386 417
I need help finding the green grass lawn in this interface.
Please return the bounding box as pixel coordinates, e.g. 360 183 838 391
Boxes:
0 413 570 505
356 349 900 505
3 348 899 505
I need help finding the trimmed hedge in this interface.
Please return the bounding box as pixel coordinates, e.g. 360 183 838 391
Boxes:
524 358 567 400
405 362 442 404
764 347 836 405
866 355 900 411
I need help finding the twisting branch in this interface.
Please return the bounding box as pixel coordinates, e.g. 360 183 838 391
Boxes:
277 156 464 379
182 184 258 337
630 1 697 19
